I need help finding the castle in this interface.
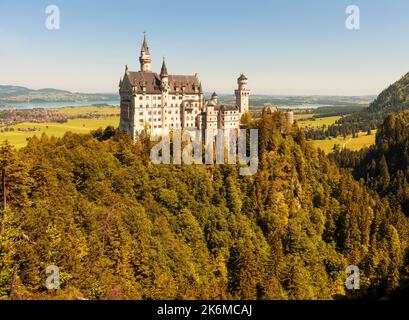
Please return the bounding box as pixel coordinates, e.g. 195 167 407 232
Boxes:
119 35 250 139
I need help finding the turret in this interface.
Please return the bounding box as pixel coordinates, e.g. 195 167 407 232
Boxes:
235 74 250 115
160 58 169 90
211 92 218 105
237 73 248 90
139 34 152 72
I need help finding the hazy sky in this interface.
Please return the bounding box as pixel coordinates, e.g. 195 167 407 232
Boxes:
1 0 409 95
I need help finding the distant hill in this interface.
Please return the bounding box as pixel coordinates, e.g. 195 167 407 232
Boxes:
0 85 33 98
213 93 374 108
0 85 118 103
366 72 409 114
347 72 409 118
310 72 409 138
1 85 373 109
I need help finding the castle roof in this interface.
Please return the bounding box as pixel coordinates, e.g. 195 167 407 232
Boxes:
141 34 150 54
238 74 248 81
211 104 238 112
206 100 218 107
160 58 168 77
126 71 201 94
220 105 239 112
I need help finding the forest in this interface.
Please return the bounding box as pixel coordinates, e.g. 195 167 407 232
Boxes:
0 110 408 300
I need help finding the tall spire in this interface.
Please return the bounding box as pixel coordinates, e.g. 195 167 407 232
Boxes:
139 33 152 72
160 57 168 77
141 32 150 54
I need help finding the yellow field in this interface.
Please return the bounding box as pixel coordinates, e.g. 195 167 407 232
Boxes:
1 105 374 153
0 116 119 149
294 113 316 120
52 106 119 116
313 130 376 154
298 116 342 128
346 132 376 150
296 115 375 153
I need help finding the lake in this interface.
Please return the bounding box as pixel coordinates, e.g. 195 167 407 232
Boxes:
0 100 119 109
277 104 334 110
0 100 331 111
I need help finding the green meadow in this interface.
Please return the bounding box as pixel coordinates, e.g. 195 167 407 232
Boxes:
312 130 377 154
0 111 119 148
295 115 376 153
297 115 342 128
1 106 376 152
53 106 120 116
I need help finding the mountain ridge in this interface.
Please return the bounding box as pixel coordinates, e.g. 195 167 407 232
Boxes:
0 85 118 103
306 71 409 139
366 72 409 114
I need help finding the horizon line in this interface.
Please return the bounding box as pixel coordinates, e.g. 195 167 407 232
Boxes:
0 84 378 98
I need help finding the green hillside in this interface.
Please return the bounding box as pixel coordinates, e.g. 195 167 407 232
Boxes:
306 72 409 140
367 72 409 113
335 110 409 217
0 112 407 300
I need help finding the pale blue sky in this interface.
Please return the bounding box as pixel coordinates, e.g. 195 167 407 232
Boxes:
0 0 409 95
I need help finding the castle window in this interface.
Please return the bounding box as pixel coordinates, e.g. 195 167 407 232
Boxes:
139 96 143 100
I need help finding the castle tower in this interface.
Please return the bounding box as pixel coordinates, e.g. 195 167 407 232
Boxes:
160 58 169 133
235 74 250 114
211 92 218 105
139 34 152 72
160 57 169 89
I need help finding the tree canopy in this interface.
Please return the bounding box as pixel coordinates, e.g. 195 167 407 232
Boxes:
0 113 407 300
